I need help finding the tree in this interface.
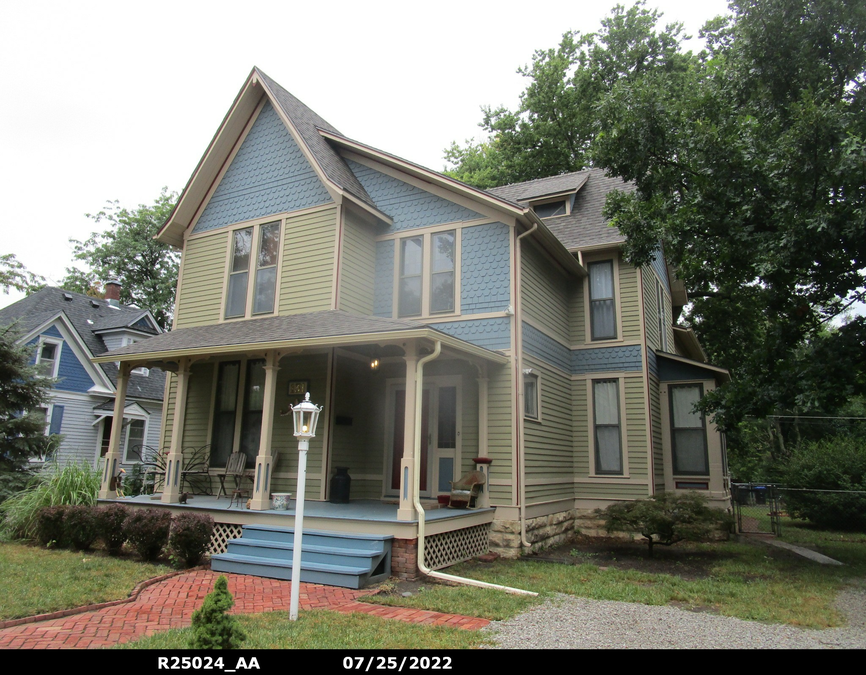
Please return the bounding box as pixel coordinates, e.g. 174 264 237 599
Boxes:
444 2 693 187
61 188 179 330
189 576 247 649
592 0 866 427
0 254 45 296
0 325 56 473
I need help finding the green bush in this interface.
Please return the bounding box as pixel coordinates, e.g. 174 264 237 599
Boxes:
123 508 171 562
169 513 214 568
780 436 866 530
597 492 731 557
64 505 98 550
35 505 70 548
95 504 129 555
189 576 246 649
0 463 100 539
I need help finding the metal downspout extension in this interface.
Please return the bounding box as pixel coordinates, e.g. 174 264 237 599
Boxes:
515 221 538 550
412 340 537 597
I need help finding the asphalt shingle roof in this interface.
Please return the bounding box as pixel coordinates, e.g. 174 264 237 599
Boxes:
0 287 165 401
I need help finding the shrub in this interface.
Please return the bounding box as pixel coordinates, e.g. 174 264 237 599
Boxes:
189 576 246 649
0 462 100 539
780 436 866 530
63 504 98 550
95 504 129 555
123 508 171 562
35 505 70 548
169 513 214 568
597 492 731 557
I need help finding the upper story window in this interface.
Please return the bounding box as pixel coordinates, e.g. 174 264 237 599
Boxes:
533 200 567 218
36 339 61 378
398 230 456 318
589 261 616 340
225 221 281 319
670 384 709 476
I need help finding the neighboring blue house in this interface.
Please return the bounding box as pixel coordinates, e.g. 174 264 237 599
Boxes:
0 285 165 467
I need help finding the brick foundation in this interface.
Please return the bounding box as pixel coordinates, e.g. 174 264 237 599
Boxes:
390 537 419 580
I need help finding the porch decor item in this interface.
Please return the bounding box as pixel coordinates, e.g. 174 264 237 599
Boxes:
289 392 323 621
272 493 292 510
329 467 351 504
448 470 486 509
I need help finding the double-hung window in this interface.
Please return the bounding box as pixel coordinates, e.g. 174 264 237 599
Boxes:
593 379 622 474
225 221 281 319
589 261 616 340
670 384 709 475
122 419 147 464
36 339 60 377
397 230 456 317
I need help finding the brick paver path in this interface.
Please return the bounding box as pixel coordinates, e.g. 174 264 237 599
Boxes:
0 570 489 649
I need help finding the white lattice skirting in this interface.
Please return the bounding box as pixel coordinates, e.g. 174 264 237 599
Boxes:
209 523 244 554
424 524 491 570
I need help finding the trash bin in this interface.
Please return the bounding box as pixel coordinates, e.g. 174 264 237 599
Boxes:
330 467 351 504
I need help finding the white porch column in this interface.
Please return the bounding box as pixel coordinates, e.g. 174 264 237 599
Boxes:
397 341 418 521
250 351 280 511
162 358 190 503
98 363 130 499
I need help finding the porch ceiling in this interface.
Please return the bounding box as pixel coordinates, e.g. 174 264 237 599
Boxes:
93 310 508 366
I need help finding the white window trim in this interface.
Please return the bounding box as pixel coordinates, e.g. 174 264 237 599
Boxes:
35 337 62 379
392 229 461 319
530 194 572 218
522 368 542 422
583 253 624 344
587 376 629 478
122 417 150 464
220 217 284 322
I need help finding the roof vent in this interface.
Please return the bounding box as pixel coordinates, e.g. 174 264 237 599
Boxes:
63 293 73 301
90 300 100 308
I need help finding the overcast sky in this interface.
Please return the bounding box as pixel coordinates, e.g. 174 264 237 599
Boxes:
0 0 731 310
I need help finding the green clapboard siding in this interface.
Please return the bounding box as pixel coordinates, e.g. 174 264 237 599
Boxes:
624 375 648 479
487 363 513 505
521 242 571 344
175 232 230 329
182 363 215 449
338 210 376 315
619 257 642 341
570 283 585 346
572 377 589 476
279 206 337 315
643 268 661 352
649 376 665 493
523 356 573 505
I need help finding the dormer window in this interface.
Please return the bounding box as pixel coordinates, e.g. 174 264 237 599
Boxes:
533 200 567 218
225 221 281 319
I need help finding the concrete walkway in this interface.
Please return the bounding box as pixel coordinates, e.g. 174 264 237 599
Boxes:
0 570 489 649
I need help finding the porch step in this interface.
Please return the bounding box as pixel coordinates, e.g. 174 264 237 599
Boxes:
211 525 393 589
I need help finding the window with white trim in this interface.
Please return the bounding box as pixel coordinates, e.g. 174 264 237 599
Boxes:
670 384 709 475
397 230 457 318
122 418 147 464
593 379 623 474
589 261 616 340
225 221 281 319
523 370 539 420
36 339 61 378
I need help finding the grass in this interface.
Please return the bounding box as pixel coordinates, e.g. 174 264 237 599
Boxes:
117 610 488 650
363 582 540 620
0 542 170 621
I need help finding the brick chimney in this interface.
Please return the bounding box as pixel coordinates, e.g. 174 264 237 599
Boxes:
104 280 121 307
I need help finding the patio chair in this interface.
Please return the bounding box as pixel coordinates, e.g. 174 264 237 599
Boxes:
179 444 211 495
217 452 249 499
448 470 486 509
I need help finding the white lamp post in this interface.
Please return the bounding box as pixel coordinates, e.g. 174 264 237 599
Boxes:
289 392 322 621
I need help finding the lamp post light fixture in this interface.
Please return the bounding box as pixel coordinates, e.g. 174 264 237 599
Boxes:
289 392 322 621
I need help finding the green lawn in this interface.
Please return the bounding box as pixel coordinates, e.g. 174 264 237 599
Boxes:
0 542 171 621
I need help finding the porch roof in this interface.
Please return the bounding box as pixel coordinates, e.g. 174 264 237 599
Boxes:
92 310 509 365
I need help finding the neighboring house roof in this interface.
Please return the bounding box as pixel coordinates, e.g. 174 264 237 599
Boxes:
94 310 508 365
487 169 636 250
0 287 165 401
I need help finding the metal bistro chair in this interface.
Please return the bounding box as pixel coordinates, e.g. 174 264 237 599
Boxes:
217 452 250 507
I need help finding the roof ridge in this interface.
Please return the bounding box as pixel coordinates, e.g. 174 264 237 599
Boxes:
488 169 593 192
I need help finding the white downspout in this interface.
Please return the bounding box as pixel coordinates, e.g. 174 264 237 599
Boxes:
412 340 536 596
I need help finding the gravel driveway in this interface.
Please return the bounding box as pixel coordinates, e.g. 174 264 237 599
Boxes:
483 587 866 649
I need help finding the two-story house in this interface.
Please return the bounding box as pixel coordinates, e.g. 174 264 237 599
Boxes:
0 284 165 468
96 68 729 583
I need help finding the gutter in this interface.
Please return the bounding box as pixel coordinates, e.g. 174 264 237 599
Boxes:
412 340 536 597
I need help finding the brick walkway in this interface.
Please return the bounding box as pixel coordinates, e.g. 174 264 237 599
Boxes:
0 570 489 649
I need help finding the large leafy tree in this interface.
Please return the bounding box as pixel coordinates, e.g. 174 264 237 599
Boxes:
0 253 45 296
62 188 179 330
444 2 693 187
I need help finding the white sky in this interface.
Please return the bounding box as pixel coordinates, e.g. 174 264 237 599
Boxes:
0 0 730 310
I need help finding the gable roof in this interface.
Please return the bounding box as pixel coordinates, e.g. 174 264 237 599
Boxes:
0 287 165 401
486 169 636 250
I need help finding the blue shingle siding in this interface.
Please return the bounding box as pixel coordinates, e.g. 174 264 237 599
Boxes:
461 223 511 314
650 248 670 294
42 326 63 339
373 240 395 317
432 318 511 351
346 160 483 232
523 322 571 373
571 344 643 375
56 342 98 393
193 101 332 233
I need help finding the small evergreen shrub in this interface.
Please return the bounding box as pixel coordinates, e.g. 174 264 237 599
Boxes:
64 504 98 550
123 508 171 561
35 505 70 548
95 504 129 554
169 513 214 568
189 576 246 649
